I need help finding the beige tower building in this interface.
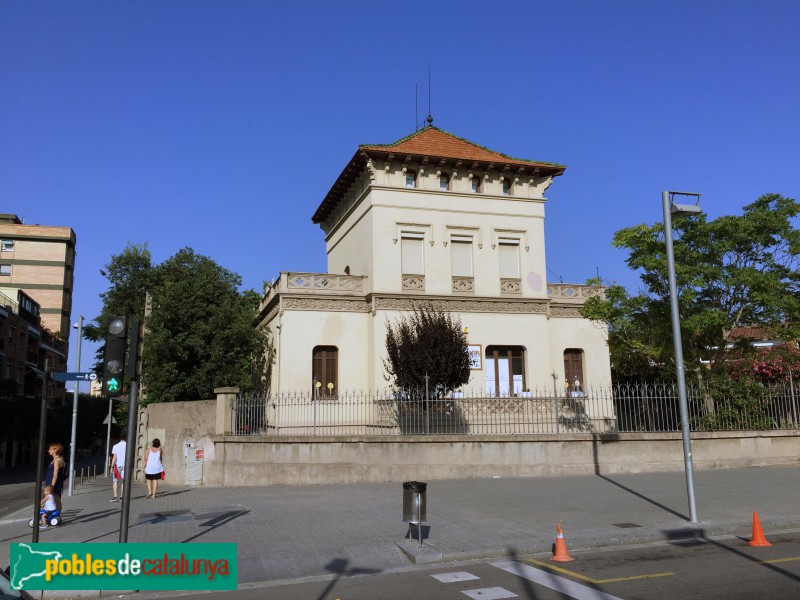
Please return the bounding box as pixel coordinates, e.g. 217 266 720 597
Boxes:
0 214 76 336
257 126 612 402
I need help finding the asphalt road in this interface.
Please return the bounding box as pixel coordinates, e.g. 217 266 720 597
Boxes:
0 482 34 521
135 531 800 600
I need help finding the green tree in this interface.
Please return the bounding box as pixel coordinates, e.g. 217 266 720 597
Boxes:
383 304 470 394
583 194 800 380
84 243 154 371
89 245 271 404
142 248 268 403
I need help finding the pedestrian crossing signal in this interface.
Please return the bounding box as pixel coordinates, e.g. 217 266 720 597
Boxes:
103 316 127 397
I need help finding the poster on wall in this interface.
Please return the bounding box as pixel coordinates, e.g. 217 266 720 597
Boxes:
468 345 482 370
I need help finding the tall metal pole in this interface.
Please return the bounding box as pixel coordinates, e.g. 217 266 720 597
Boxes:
662 190 698 523
119 320 142 543
67 316 83 496
104 397 113 477
32 360 50 542
118 378 138 543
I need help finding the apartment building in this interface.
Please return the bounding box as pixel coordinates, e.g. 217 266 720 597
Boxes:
0 214 77 337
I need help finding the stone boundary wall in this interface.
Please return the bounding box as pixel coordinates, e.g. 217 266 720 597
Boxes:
201 431 800 487
142 391 800 488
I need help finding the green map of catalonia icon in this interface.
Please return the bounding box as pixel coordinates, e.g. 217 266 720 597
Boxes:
10 543 63 589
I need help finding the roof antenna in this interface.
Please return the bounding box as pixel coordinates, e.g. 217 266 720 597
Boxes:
426 65 433 126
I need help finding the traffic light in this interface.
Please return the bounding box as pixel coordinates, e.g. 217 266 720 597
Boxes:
103 316 127 396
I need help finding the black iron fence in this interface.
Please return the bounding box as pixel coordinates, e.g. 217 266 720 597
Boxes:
230 382 800 436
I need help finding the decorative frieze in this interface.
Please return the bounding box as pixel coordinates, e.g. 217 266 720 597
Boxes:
500 278 521 294
282 297 371 313
374 297 548 315
547 284 604 300
262 303 280 324
452 277 474 292
402 276 425 290
550 306 584 318
288 274 364 292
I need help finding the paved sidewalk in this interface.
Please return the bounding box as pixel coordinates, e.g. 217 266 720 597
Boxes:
1 465 799 588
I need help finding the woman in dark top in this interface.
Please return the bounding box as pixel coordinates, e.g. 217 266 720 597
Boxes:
45 443 67 510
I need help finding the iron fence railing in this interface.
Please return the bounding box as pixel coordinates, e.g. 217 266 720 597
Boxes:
230 382 800 437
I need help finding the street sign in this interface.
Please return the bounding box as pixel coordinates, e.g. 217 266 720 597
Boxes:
102 415 117 425
51 372 98 382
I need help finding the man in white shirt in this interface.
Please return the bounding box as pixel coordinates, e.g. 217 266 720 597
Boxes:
110 432 127 502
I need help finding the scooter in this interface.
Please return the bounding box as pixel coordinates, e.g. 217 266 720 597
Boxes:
28 508 62 528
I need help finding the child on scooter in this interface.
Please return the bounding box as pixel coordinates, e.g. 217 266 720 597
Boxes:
39 485 58 529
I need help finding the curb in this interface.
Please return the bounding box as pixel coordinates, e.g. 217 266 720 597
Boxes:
398 518 800 565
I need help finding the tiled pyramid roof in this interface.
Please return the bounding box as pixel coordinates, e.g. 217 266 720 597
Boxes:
312 126 565 224
359 126 565 169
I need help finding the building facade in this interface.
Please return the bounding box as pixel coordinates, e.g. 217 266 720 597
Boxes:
257 126 612 398
0 214 77 337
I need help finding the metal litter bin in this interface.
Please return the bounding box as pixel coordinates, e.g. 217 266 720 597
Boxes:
402 481 427 523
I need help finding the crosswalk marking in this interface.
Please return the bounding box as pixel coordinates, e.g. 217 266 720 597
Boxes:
461 587 518 600
491 560 625 600
432 571 481 583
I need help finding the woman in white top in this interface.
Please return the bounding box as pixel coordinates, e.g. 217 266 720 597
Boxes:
143 438 164 499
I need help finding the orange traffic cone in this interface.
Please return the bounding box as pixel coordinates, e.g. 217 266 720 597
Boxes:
748 512 772 547
550 523 575 562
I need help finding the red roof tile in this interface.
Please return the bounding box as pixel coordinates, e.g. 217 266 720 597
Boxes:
312 126 565 224
360 126 565 169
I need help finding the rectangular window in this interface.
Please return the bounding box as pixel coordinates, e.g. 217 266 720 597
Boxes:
312 346 338 397
450 236 473 277
564 349 585 395
502 179 512 196
401 234 424 275
471 177 481 193
0 265 11 276
405 171 417 188
1 240 13 252
485 346 526 397
439 174 449 191
498 241 519 278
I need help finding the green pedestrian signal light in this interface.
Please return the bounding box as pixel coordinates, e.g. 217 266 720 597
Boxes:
102 316 128 397
106 377 121 393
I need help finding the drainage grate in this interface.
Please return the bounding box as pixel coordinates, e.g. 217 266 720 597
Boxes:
611 522 643 529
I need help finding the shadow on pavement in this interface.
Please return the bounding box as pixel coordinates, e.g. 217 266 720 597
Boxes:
315 558 380 600
506 548 540 599
183 509 251 543
703 535 800 585
595 474 688 521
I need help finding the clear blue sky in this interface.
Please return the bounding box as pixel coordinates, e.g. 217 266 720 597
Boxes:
2 1 799 371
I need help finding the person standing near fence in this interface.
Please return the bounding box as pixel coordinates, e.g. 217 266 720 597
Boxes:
109 432 126 502
143 438 164 499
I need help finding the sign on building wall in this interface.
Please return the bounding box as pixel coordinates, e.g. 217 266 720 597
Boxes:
468 345 482 370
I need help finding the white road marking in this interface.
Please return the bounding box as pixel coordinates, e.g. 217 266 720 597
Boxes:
462 587 518 599
491 560 625 600
432 571 481 583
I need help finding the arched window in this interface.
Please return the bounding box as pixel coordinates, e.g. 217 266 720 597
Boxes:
485 346 526 397
312 346 338 397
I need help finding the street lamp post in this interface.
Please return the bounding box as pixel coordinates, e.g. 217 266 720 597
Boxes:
662 190 701 524
67 316 83 497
